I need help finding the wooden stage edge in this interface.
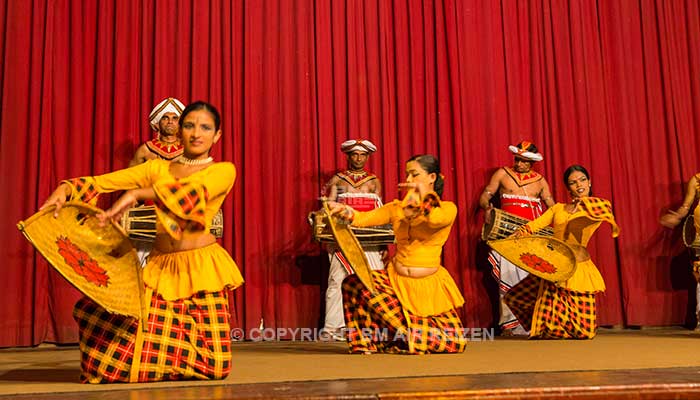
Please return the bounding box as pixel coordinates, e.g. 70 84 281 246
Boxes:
3 329 700 400
4 367 700 400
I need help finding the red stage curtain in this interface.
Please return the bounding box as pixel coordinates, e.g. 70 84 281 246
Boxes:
0 0 698 346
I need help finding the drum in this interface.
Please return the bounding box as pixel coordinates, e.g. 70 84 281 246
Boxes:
481 208 554 241
682 215 700 249
121 205 224 241
309 210 394 246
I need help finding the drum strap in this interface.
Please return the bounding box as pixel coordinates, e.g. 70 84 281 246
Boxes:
518 185 542 220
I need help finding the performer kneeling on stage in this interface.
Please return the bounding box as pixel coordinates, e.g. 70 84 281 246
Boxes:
330 154 466 354
40 101 244 383
505 165 619 339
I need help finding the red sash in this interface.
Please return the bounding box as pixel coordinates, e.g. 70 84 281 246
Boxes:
501 195 543 220
338 194 381 211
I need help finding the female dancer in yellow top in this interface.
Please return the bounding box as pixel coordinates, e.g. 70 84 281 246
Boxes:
506 165 619 339
331 154 466 354
40 101 243 383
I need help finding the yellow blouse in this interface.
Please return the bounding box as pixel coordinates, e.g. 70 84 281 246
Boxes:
526 203 604 247
351 195 465 316
524 202 608 292
352 197 457 268
62 159 235 239
61 159 244 300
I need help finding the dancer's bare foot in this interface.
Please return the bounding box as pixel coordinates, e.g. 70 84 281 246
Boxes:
501 328 515 337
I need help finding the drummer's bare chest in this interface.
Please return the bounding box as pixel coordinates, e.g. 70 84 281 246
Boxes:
335 181 375 194
499 179 543 196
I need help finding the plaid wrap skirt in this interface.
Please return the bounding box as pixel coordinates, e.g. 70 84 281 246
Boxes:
73 290 232 383
504 275 597 339
342 270 467 354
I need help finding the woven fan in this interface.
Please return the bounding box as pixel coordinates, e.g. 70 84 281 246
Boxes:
323 202 376 293
488 236 577 283
17 202 144 318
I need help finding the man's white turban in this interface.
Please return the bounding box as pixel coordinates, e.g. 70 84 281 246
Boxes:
149 97 185 131
508 141 543 162
340 139 377 154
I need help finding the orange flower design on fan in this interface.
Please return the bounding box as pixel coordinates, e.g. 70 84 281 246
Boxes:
56 236 110 287
519 253 557 274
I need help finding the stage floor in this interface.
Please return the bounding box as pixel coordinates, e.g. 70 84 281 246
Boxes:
1 328 699 399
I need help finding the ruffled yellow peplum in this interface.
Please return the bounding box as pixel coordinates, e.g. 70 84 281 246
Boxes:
387 263 465 317
143 243 244 300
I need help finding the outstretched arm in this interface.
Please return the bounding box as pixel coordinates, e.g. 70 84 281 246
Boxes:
661 175 698 228
97 187 157 225
511 206 556 238
328 201 393 227
40 161 155 216
40 183 73 217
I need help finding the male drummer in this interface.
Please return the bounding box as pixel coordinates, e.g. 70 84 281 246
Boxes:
660 172 700 330
129 97 185 166
321 139 384 341
479 141 555 335
128 97 185 266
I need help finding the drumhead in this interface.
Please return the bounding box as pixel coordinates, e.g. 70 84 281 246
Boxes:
481 209 497 241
